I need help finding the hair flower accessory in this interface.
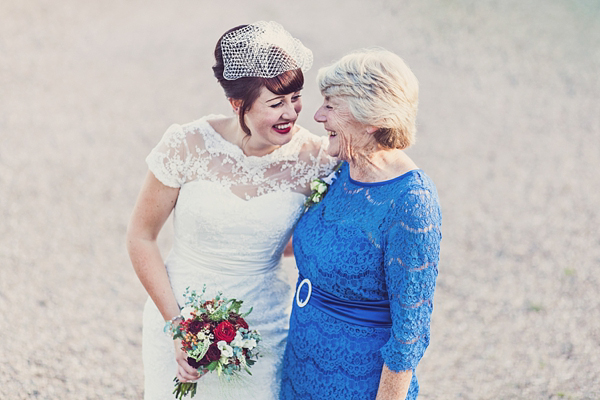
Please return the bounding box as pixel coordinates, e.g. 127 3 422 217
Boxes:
304 162 343 209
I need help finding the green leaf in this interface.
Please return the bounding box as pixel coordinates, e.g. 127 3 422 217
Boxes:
229 299 243 314
241 306 253 318
206 361 219 371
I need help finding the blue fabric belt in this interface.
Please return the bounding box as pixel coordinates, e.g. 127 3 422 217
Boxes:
295 274 392 328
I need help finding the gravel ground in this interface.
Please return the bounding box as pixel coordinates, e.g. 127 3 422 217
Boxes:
1 0 599 399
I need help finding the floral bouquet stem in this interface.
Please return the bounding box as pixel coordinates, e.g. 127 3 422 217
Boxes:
173 378 198 400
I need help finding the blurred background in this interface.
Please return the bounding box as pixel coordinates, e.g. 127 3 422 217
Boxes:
1 0 599 398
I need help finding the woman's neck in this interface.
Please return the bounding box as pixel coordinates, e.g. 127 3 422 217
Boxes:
348 147 417 183
224 117 281 157
242 135 280 157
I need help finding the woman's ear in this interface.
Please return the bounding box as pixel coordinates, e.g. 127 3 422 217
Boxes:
229 98 243 114
366 126 378 135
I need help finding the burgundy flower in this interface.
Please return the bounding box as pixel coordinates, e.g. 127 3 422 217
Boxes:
188 320 204 334
228 313 240 324
235 317 249 330
190 343 221 367
205 343 221 362
187 356 203 368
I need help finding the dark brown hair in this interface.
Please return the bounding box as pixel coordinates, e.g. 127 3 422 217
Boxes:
212 25 304 135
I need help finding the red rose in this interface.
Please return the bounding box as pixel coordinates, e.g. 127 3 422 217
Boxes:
235 317 249 330
214 320 236 342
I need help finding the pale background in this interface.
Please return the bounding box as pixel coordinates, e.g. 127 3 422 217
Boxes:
1 0 599 398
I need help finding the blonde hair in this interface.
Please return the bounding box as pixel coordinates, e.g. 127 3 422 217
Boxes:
316 48 419 149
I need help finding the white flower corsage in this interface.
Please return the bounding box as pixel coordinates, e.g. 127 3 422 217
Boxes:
304 162 343 209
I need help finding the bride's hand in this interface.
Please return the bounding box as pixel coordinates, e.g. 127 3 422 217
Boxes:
174 339 204 382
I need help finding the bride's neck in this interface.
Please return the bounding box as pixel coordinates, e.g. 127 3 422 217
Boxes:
225 118 279 157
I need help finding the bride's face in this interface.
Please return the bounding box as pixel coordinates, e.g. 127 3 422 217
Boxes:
243 86 303 147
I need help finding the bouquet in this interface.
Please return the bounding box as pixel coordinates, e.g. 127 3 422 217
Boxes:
165 286 262 399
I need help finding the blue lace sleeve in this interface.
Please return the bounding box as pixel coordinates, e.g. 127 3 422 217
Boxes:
380 182 442 371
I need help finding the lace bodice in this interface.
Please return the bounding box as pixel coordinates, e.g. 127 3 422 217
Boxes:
146 115 334 200
281 163 442 400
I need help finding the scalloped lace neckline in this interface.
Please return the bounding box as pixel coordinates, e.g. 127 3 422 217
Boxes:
199 114 306 164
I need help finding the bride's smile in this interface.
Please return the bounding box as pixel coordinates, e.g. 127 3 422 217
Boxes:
239 87 303 156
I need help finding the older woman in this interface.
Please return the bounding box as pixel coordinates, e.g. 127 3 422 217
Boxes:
280 48 442 399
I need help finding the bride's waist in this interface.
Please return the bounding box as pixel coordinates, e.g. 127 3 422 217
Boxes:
167 240 282 276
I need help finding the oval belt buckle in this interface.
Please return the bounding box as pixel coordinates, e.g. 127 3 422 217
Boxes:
295 278 312 308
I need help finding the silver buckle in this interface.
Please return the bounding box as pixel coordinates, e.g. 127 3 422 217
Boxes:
295 278 312 308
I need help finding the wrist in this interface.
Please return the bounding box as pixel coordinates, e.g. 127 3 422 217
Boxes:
164 314 184 335
167 315 184 324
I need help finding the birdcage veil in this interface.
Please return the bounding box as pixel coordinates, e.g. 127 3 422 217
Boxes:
220 21 313 80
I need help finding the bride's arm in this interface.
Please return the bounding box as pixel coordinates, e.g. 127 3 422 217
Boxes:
126 171 201 382
126 170 180 321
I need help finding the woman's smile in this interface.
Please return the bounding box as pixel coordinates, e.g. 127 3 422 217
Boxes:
273 122 293 134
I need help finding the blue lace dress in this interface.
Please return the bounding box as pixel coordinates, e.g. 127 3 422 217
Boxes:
280 163 442 400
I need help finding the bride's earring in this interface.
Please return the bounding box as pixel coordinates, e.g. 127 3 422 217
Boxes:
229 98 242 115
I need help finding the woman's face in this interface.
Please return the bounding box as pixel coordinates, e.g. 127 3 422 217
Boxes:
314 96 368 160
243 86 303 148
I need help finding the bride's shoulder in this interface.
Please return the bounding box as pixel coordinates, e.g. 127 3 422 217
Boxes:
294 126 328 155
203 115 233 134
179 114 228 136
170 114 232 149
292 127 337 172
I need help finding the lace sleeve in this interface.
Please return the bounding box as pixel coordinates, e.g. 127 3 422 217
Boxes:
315 137 339 178
379 181 442 371
294 134 337 193
145 124 192 188
315 135 337 176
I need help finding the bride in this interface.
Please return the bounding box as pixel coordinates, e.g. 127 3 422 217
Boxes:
126 21 335 399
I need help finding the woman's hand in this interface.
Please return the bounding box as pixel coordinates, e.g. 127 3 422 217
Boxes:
173 339 204 382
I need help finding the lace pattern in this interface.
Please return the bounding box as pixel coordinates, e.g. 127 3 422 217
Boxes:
146 115 336 199
281 163 442 399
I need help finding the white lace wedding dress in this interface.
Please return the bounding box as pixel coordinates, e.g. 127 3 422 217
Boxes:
141 115 335 400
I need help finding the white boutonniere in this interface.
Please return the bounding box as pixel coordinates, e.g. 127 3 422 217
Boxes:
304 162 343 209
